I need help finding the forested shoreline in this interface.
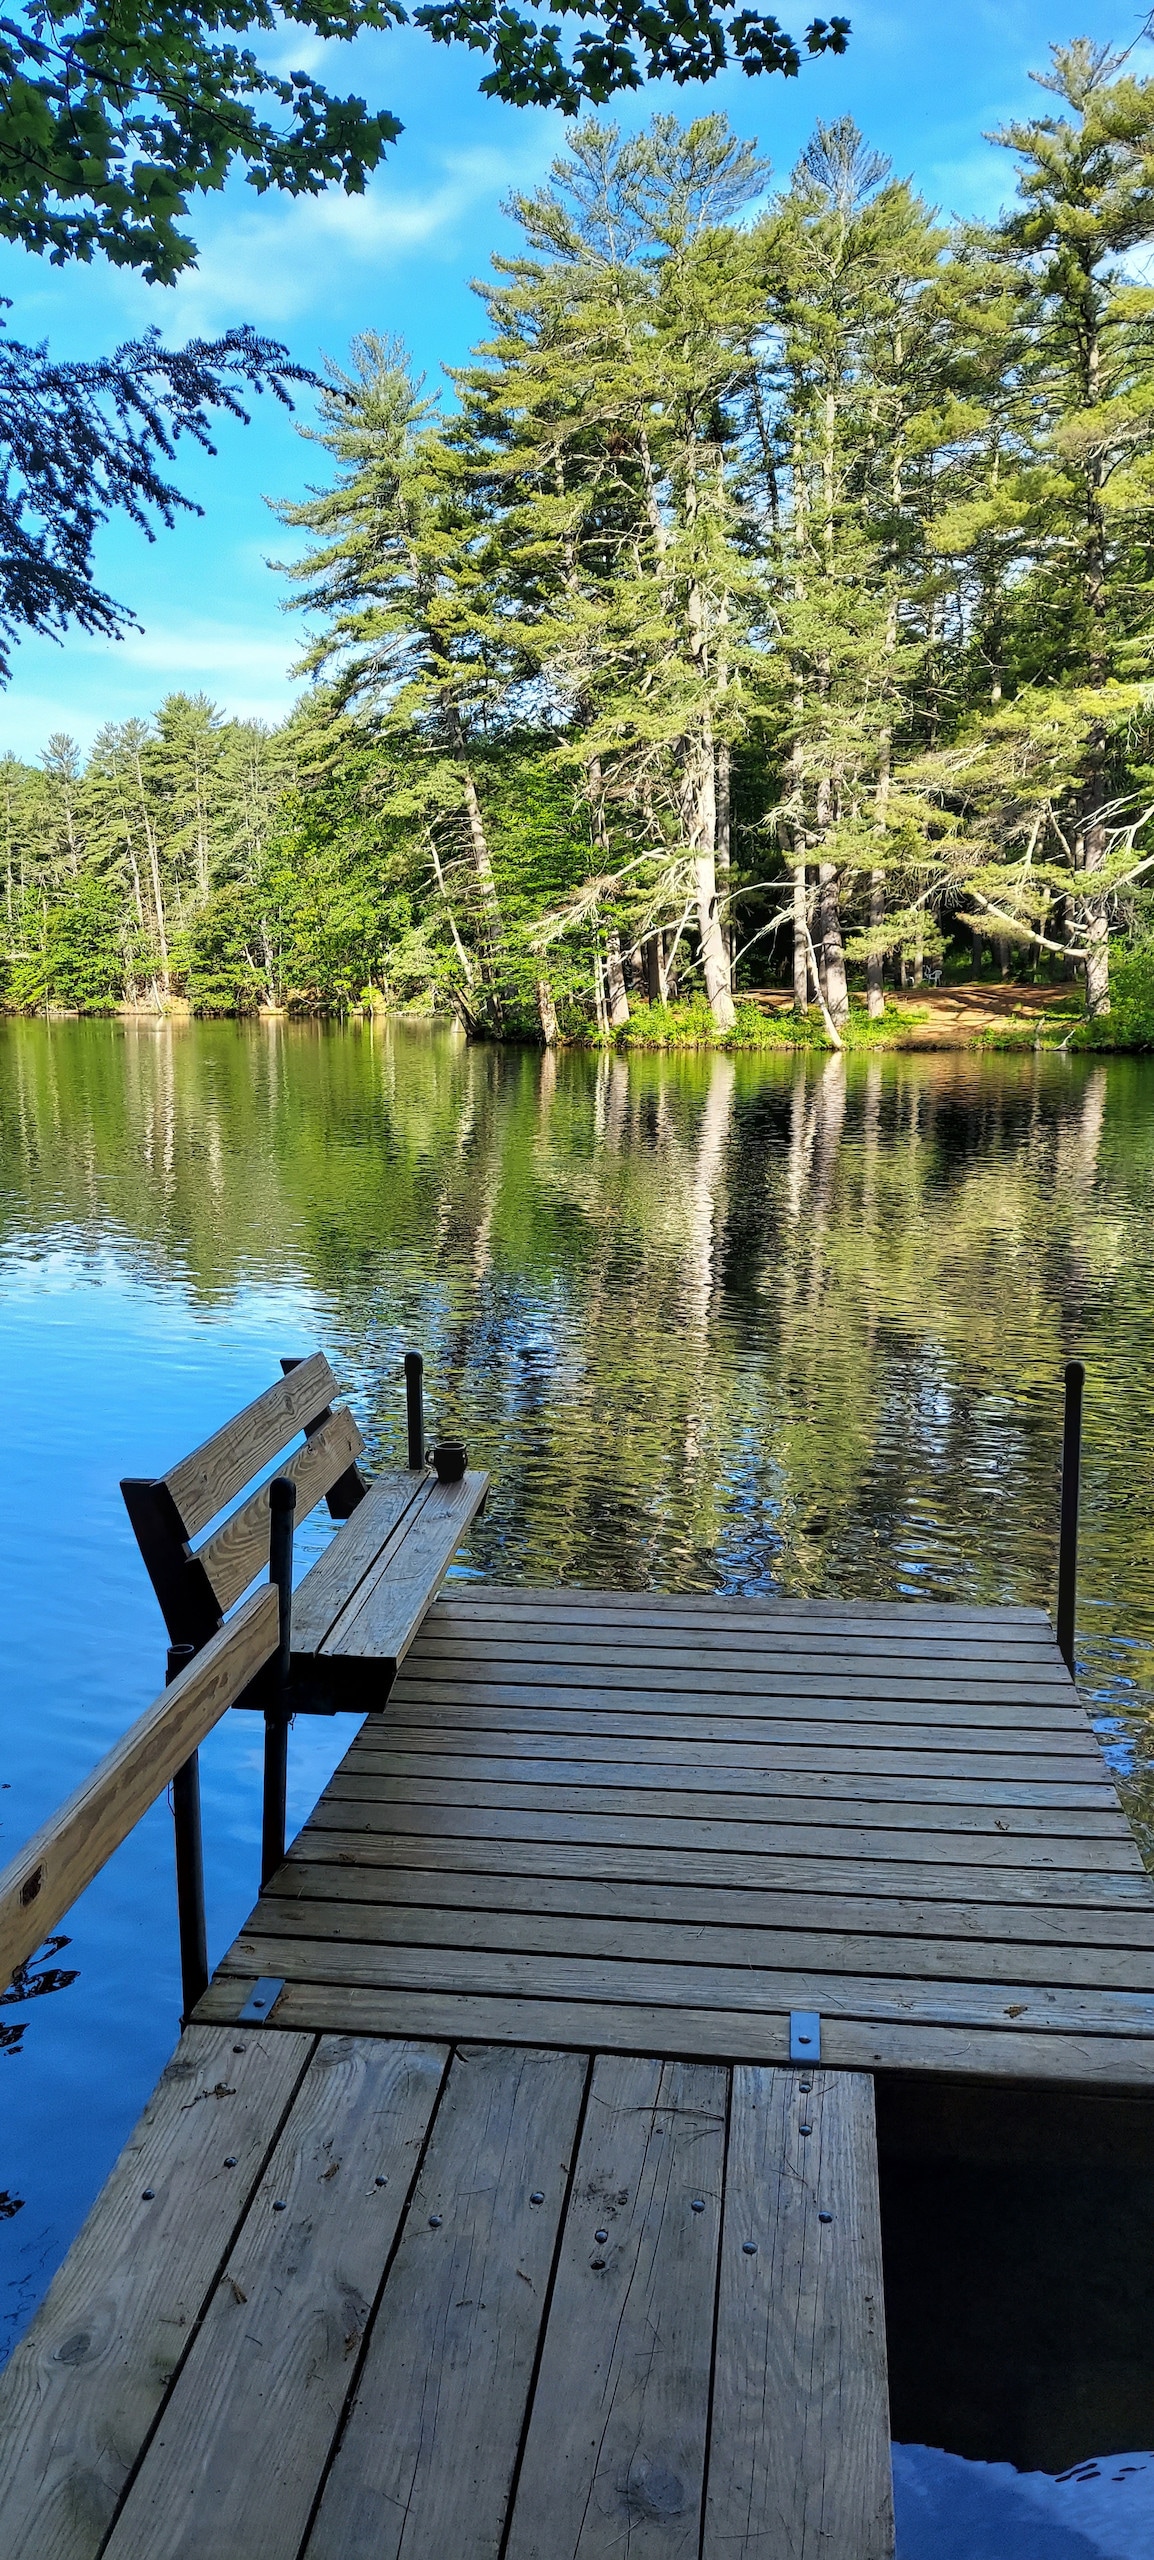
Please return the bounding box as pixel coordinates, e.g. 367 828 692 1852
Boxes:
4 37 1154 1050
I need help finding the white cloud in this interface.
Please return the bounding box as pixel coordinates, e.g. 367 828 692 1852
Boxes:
0 618 308 756
77 617 298 682
158 138 549 336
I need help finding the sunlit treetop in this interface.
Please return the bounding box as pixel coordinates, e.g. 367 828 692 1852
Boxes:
0 0 850 282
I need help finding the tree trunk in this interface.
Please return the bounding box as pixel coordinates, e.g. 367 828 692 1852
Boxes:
867 870 885 1019
429 838 476 991
715 740 734 967
816 863 849 1028
592 941 608 1033
644 934 664 1005
792 863 809 1014
536 976 559 1046
1079 797 1111 1018
605 928 630 1028
1082 820 1111 1016
691 726 735 1031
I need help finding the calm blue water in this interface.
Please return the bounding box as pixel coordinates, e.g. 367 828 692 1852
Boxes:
3 1018 1154 2361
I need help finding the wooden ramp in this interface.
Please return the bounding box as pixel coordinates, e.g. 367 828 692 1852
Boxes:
0 2028 892 2560
201 1587 1154 2087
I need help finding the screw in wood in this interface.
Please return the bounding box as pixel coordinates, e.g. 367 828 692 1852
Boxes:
742 2240 758 2254
273 2200 287 2212
594 2229 609 2243
224 2157 237 2169
530 2190 544 2204
800 2125 812 2136
429 2214 443 2227
690 2198 706 2213
819 2212 833 2224
375 2176 388 2189
141 2190 155 2202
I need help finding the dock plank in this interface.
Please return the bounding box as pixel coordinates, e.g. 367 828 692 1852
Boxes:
504 2054 727 2560
289 1823 1154 1908
248 1888 1154 1989
270 1854 1154 1949
193 1982 1154 2084
389 1676 1091 1729
305 2043 587 2560
217 1929 1154 2039
363 1716 1109 1774
0 2024 313 2560
305 1792 1142 1870
103 2035 446 2560
703 2068 893 2560
347 1742 1119 1811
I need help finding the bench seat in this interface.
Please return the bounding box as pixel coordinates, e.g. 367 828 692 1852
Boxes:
290 1466 488 1706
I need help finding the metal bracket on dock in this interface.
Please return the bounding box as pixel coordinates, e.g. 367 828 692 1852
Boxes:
790 2011 821 2064
238 1976 285 2025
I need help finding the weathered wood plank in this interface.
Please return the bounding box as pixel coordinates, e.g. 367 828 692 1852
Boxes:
219 1930 1154 2038
364 1714 1107 1773
323 1471 489 1669
270 1854 1154 1949
0 1585 279 1992
315 1774 1137 1855
346 1743 1118 1813
703 2069 893 2560
431 1587 1050 1627
388 1677 1089 1730
291 1470 433 1656
292 1824 1154 1907
0 2024 314 2560
410 1634 1072 1689
425 1610 1061 1660
399 1655 1079 1707
103 2035 447 2560
246 1890 1154 1990
160 1351 338 1539
193 1981 1154 2086
305 2043 587 2560
504 2054 727 2560
197 1407 364 1614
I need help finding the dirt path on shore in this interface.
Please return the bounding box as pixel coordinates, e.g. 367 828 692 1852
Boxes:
748 982 1076 1047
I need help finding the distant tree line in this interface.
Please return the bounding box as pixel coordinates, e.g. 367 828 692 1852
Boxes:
4 39 1154 1042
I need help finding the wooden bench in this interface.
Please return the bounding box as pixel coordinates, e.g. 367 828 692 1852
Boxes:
120 1350 488 1698
113 1350 485 2015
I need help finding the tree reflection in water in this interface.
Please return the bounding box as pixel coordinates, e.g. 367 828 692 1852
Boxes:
2 1017 1154 2344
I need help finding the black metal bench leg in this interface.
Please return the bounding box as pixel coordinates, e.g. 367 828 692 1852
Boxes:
405 1348 424 1469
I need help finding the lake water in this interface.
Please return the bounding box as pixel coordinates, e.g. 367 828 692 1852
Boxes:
3 1016 1154 2361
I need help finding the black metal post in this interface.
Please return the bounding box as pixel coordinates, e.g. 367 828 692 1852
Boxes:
262 1476 296 1888
1056 1359 1085 1677
167 1640 209 2022
405 1349 425 1470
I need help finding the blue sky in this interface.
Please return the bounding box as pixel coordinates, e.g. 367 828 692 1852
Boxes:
0 0 1144 758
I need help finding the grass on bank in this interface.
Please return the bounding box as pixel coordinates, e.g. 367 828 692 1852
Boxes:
598 996 931 1051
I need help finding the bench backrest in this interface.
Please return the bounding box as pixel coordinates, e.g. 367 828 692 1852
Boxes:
121 1353 367 1647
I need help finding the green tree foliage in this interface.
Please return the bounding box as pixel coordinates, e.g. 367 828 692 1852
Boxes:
0 0 844 286
8 38 1154 1038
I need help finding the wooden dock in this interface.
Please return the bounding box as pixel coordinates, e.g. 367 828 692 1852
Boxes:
209 1586 1154 2085
4 1579 1154 2558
